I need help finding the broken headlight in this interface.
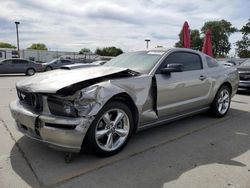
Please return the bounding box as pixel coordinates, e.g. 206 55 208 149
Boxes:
47 97 77 117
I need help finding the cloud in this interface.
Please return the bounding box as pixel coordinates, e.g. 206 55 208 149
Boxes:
0 0 249 53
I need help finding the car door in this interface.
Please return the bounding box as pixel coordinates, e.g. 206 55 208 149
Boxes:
155 51 211 118
0 59 12 73
19 59 29 72
12 59 27 73
54 60 62 69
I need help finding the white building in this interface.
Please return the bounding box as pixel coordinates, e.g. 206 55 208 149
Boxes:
0 48 102 63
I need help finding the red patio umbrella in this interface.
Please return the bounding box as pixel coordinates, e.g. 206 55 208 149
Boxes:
182 21 190 48
202 29 213 57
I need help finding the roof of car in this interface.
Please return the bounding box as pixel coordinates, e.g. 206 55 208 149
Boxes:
0 58 33 63
139 47 203 54
2 58 30 61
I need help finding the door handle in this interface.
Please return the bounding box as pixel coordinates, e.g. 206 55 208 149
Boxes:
199 75 207 81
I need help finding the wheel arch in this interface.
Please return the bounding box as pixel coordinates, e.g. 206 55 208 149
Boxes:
218 82 232 95
106 92 139 133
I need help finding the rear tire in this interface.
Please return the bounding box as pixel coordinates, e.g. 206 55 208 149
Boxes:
26 68 35 76
84 101 134 157
209 85 231 118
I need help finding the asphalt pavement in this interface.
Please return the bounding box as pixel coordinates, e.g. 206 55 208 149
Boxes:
0 74 250 188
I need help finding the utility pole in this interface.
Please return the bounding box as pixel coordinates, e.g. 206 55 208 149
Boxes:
15 21 20 57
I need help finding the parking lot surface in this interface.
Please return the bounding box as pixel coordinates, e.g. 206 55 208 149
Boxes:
0 74 250 188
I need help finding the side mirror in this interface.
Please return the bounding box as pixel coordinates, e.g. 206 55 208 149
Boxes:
160 63 183 74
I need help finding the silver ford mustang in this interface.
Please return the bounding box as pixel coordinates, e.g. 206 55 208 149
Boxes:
9 48 239 157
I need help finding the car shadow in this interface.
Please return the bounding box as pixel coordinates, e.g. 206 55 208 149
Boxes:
10 108 250 187
237 89 250 95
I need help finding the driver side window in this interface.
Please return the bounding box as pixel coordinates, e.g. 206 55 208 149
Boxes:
162 52 203 71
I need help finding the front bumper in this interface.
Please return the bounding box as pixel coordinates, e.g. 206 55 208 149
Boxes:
238 81 250 90
9 100 93 153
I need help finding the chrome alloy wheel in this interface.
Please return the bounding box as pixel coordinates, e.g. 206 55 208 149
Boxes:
217 89 230 115
95 109 130 151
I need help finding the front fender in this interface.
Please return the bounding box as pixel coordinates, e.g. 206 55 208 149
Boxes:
73 81 134 116
73 76 152 117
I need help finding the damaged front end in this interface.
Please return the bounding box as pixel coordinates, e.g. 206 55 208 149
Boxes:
9 67 149 153
52 68 141 117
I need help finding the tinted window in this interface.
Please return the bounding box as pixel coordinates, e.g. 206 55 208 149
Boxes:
12 59 21 64
61 60 71 64
19 60 29 64
12 59 28 64
240 58 250 66
206 56 219 68
0 53 2 58
164 52 202 71
3 60 12 64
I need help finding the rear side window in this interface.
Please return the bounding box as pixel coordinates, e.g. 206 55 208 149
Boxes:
12 59 28 64
164 52 202 71
19 60 28 64
206 56 219 68
61 60 71 64
12 59 20 64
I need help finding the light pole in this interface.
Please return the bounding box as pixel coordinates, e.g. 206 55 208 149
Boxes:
145 39 150 49
15 21 20 57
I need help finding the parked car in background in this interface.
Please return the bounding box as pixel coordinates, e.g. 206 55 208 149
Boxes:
60 63 99 70
9 48 238 158
218 60 237 67
91 60 107 65
43 59 74 71
59 60 107 70
0 58 43 76
237 58 250 90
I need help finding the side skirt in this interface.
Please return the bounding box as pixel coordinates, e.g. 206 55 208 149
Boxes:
137 107 210 132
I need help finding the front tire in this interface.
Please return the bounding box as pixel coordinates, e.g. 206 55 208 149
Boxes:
45 66 52 71
85 101 134 157
210 85 231 118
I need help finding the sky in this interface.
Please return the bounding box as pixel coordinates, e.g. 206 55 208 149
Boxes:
0 0 249 55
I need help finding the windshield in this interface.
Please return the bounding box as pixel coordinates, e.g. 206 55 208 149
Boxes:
46 59 57 64
240 58 250 66
104 51 165 74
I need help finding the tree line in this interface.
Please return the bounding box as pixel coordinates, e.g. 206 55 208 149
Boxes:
0 42 123 57
79 47 123 56
0 19 249 58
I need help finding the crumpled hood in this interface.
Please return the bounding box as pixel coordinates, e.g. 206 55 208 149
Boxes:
16 66 128 93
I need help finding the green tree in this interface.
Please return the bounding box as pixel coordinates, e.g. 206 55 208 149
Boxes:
175 29 202 50
79 48 91 54
27 43 48 50
0 42 16 48
190 30 203 50
95 47 123 56
236 19 250 58
201 19 237 57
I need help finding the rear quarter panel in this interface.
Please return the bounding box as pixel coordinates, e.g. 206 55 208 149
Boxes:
205 65 239 103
